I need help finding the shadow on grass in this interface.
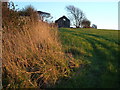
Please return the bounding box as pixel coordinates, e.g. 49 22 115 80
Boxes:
65 47 82 56
73 33 119 45
81 33 119 45
72 33 119 58
54 32 119 88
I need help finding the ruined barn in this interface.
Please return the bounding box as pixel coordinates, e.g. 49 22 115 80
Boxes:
55 16 70 28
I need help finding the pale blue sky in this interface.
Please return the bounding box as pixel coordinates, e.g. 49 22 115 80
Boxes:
13 1 118 30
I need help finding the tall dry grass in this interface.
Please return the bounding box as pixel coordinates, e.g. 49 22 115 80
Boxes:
2 2 78 88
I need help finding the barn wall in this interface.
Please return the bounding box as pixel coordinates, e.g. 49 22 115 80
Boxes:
56 18 70 28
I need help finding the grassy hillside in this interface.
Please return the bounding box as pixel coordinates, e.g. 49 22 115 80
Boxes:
55 28 120 88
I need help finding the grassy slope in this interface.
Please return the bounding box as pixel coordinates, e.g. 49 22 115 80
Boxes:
56 28 120 88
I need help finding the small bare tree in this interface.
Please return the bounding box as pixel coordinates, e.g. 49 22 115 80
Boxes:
66 5 86 28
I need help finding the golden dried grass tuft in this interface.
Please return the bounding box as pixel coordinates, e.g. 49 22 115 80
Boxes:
2 3 77 88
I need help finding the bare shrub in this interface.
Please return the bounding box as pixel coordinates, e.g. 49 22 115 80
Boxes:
18 5 39 22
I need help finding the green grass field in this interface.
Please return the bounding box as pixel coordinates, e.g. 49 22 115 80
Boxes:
55 28 120 88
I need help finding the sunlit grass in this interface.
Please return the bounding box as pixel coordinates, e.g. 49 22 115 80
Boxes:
55 28 119 88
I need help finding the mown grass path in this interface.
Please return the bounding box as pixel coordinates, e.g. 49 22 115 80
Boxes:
55 28 120 88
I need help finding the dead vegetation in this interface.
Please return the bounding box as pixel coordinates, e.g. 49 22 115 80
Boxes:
2 2 78 88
